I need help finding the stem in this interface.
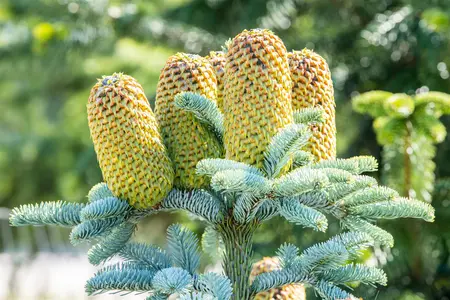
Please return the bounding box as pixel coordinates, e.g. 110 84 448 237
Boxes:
403 121 423 281
403 120 412 198
218 217 258 300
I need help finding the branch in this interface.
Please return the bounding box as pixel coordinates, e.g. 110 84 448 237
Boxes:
160 189 224 223
322 175 378 203
412 113 447 143
10 201 84 227
251 269 314 294
276 243 299 269
320 168 354 184
85 262 156 295
253 199 279 222
341 216 394 247
348 197 435 222
273 168 329 197
292 150 315 168
211 169 270 196
80 197 132 221
298 239 349 272
279 198 328 232
152 267 193 295
414 91 450 115
120 242 171 272
352 90 392 117
383 93 414 118
167 224 201 275
263 123 311 178
233 194 261 223
339 186 398 207
311 156 378 175
70 216 125 244
332 231 374 258
321 264 387 286
314 280 353 300
178 292 215 300
293 107 325 125
197 158 264 177
147 294 169 300
195 272 232 300
88 221 136 265
87 182 115 202
174 92 224 142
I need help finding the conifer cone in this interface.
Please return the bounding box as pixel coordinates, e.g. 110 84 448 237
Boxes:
155 53 223 189
224 29 294 168
206 51 226 112
87 73 174 209
288 49 336 161
250 257 306 300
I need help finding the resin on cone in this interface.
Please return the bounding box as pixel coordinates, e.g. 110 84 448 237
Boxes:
288 49 336 161
87 73 174 209
206 51 226 112
155 53 223 189
224 29 294 168
250 257 306 300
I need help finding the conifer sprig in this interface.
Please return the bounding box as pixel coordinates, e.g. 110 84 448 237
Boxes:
10 201 85 227
174 92 224 142
8 32 440 300
251 232 383 298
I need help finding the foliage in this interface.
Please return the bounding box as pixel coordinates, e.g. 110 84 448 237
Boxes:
351 90 450 299
9 79 435 298
353 90 450 201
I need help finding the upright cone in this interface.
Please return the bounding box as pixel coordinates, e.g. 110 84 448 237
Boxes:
224 29 294 168
87 73 174 209
288 49 336 161
155 53 223 189
250 257 306 300
206 51 226 112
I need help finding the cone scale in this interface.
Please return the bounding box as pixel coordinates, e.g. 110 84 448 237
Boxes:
207 50 226 112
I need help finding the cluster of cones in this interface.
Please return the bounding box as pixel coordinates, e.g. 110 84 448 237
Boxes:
87 29 337 299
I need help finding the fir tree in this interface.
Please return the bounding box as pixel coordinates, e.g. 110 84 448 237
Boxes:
353 90 450 202
352 90 450 298
9 29 435 300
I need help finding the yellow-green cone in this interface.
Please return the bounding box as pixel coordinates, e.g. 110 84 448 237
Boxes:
87 73 174 209
224 29 294 168
206 51 226 112
155 53 223 189
288 49 336 161
250 257 306 300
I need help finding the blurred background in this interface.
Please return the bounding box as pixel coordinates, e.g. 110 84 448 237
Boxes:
0 0 450 299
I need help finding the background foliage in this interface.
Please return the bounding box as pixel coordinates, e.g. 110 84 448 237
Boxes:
1 0 449 299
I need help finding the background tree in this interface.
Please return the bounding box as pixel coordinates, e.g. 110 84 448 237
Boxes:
352 90 450 299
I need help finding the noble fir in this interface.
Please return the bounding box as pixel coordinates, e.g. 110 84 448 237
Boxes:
10 29 435 300
352 89 450 298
